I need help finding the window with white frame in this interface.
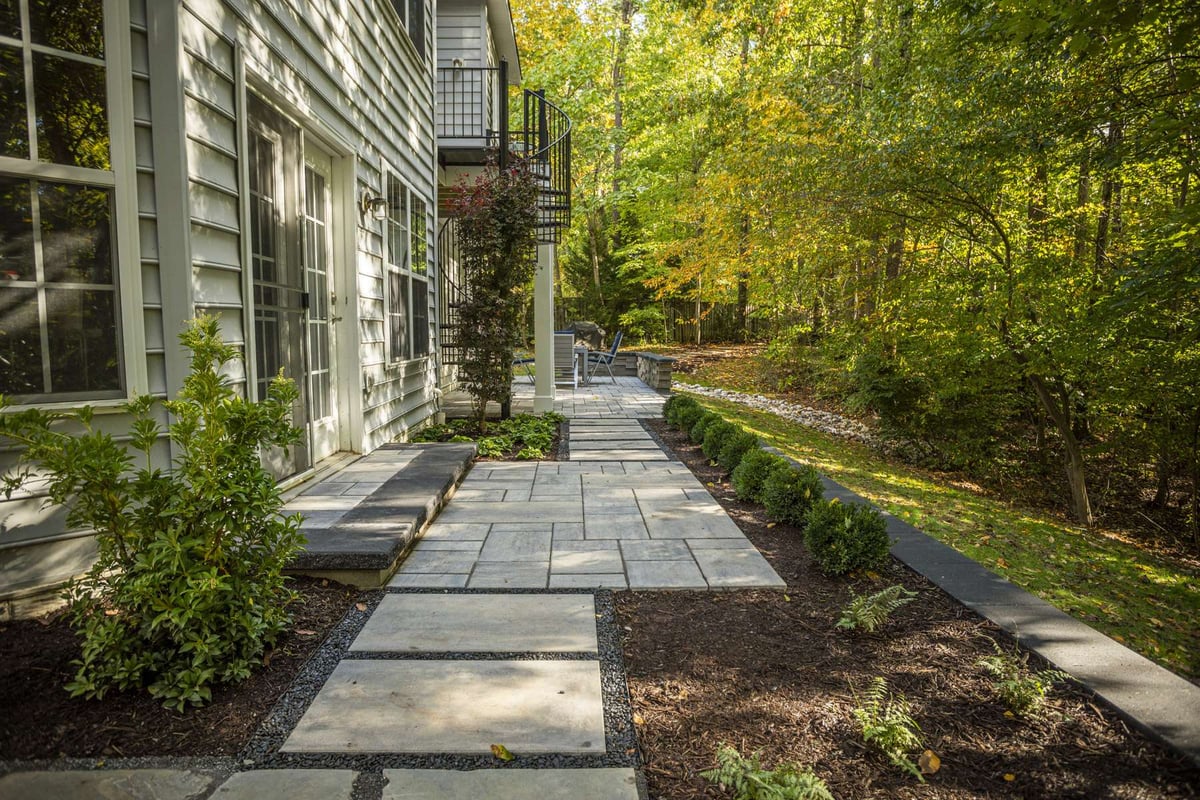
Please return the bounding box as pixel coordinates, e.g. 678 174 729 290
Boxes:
384 172 430 362
388 0 425 60
0 0 124 401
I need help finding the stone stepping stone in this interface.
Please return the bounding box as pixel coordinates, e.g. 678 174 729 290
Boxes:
381 768 639 799
572 450 668 461
350 594 597 653
282 660 605 754
570 440 662 450
0 769 218 800
209 770 356 799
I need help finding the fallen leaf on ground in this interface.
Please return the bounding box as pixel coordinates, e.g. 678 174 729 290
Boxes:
919 750 941 775
490 743 515 761
355 602 368 612
633 713 646 725
1003 773 1016 782
295 629 316 636
766 522 777 529
996 557 1010 569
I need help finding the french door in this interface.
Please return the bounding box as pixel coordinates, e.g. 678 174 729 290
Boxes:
247 95 339 478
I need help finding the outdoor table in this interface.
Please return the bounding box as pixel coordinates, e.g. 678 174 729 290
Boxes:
574 345 592 386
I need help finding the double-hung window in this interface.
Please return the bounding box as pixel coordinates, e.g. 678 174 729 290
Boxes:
388 0 425 60
384 172 430 362
0 0 123 401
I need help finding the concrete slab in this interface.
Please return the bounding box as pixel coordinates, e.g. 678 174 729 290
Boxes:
570 440 661 450
421 523 492 541
692 548 786 588
468 562 549 589
209 770 355 800
381 768 639 800
351 594 597 653
0 770 216 800
686 538 758 550
552 549 624 573
436 501 583 525
584 514 649 540
282 660 605 754
619 540 692 560
552 522 585 541
398 548 478 573
479 530 552 562
626 559 708 589
573 450 669 461
643 510 744 539
550 573 629 589
388 573 470 588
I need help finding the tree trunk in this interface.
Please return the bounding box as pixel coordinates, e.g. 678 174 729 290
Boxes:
1027 374 1094 526
1153 417 1173 508
610 0 633 232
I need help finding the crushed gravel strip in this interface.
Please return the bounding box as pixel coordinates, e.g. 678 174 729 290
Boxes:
672 381 876 445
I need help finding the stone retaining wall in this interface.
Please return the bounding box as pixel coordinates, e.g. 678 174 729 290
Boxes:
636 353 676 391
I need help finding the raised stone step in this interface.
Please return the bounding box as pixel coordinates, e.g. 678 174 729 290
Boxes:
381 769 639 800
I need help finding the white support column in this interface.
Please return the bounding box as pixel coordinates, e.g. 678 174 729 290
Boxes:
533 243 555 413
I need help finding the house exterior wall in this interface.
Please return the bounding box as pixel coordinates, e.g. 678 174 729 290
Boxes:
0 0 440 617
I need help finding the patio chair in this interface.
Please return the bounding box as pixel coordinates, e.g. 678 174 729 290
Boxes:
512 354 535 384
585 330 623 383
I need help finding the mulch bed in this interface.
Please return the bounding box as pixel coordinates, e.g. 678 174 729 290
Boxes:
617 420 1200 799
0 576 359 760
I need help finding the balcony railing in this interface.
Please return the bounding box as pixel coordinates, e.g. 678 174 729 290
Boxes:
436 64 508 146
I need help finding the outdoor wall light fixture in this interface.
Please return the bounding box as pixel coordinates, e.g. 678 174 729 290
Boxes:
360 193 389 220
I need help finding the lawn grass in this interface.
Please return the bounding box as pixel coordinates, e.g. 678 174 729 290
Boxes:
689 393 1200 681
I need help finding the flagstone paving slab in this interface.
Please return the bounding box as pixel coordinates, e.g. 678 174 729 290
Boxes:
435 500 583 525
388 572 470 588
552 548 625 573
350 594 597 653
209 770 356 800
572 449 669 461
282 660 605 754
693 547 788 588
0 769 218 800
381 768 640 800
626 559 708 589
468 561 550 588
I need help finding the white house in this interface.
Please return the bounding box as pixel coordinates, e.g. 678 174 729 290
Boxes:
0 0 569 617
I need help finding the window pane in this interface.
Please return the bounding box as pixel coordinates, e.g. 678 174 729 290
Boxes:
0 44 27 159
45 287 120 393
0 176 34 281
0 0 19 39
410 197 427 274
408 0 424 59
412 278 429 357
0 287 43 394
388 272 407 361
38 181 113 284
29 0 105 59
33 51 110 169
386 175 408 266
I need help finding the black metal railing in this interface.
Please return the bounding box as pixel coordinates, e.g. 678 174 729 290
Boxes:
511 88 572 244
437 218 467 366
436 63 508 142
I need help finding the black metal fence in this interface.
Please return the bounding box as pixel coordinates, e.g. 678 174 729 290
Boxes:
553 298 771 344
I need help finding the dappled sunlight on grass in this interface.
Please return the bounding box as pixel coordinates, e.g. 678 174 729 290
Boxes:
690 394 1200 680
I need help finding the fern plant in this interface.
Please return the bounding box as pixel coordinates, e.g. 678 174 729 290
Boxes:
852 677 925 781
977 643 1072 717
837 585 918 633
700 745 833 800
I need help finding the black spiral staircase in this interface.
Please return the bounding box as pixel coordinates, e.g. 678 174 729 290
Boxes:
437 63 571 367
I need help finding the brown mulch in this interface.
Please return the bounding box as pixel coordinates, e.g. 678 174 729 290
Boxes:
0 576 358 760
616 420 1200 799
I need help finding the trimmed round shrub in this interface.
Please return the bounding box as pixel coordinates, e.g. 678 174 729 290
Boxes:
690 412 721 444
803 499 891 576
761 462 825 526
677 402 706 432
702 420 738 461
662 394 680 423
731 449 790 503
718 430 759 473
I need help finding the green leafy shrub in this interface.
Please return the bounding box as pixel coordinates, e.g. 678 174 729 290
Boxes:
662 394 680 423
700 745 833 800
690 411 721 444
852 677 925 781
618 305 666 344
977 644 1072 717
837 585 918 633
803 499 891 576
0 317 304 710
718 429 759 473
414 412 562 460
702 420 738 461
476 435 514 458
664 394 698 427
731 449 790 504
761 463 824 526
676 402 706 432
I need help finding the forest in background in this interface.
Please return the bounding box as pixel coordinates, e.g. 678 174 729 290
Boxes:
510 0 1200 540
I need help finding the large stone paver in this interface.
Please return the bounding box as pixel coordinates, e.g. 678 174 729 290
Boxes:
350 594 597 653
435 500 583 525
209 770 355 800
381 769 639 800
0 770 217 800
282 660 605 754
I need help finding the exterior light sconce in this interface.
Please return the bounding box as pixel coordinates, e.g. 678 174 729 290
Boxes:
360 193 389 220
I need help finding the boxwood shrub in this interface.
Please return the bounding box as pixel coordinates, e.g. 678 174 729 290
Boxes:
731 449 790 503
718 429 759 473
804 499 891 576
761 462 825 526
690 412 722 444
677 402 706 432
702 420 739 461
662 394 680 423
